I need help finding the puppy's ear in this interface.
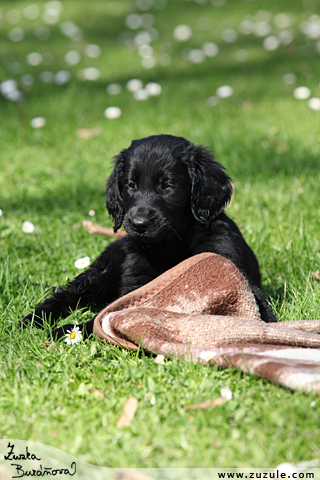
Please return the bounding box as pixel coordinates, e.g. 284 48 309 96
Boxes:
106 152 126 232
183 143 233 226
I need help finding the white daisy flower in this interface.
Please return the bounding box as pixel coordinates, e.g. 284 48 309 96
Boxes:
74 256 90 269
30 117 46 128
64 325 82 345
293 86 311 100
220 387 232 402
144 392 156 405
104 106 122 119
0 209 3 216
21 221 35 233
199 350 217 362
88 209 95 216
154 354 165 365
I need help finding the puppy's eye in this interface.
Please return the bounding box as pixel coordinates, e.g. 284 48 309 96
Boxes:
160 181 173 191
128 180 137 190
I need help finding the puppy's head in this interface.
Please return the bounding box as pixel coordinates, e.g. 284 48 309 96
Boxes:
106 135 232 242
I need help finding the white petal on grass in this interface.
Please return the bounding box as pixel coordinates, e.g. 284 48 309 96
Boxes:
220 387 232 401
222 28 238 43
278 30 294 45
0 80 23 102
26 52 43 66
187 49 206 63
274 13 292 29
84 44 101 58
60 21 80 38
40 71 54 83
274 463 297 478
134 31 152 47
0 209 3 216
254 21 272 38
136 0 154 11
206 95 219 107
145 82 162 96
125 13 143 30
134 89 149 100
64 50 81 66
31 117 46 128
35 26 51 40
1 79 18 95
282 73 296 85
20 74 34 88
202 42 219 57
107 83 122 95
88 209 95 217
138 44 154 58
21 221 35 233
65 325 82 345
308 97 320 111
263 35 280 51
74 256 90 269
24 4 40 20
173 25 192 42
54 70 71 85
141 57 156 69
293 86 311 100
6 10 21 24
104 106 122 119
154 354 165 365
46 1 63 14
77 67 100 81
216 85 234 98
8 28 25 42
144 392 156 404
199 350 217 361
126 79 143 92
238 19 255 35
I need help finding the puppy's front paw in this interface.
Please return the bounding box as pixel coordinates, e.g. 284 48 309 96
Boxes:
20 312 45 329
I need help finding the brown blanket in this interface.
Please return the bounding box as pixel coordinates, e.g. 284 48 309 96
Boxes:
94 253 320 394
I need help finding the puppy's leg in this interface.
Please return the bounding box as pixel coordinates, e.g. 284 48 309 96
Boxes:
21 238 127 331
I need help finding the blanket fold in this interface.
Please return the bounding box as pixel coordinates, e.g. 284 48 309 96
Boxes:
94 252 320 394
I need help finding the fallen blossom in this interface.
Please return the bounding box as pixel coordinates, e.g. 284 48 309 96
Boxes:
64 325 82 345
144 392 156 405
199 350 217 362
220 387 232 402
74 256 90 269
21 221 35 233
154 354 165 365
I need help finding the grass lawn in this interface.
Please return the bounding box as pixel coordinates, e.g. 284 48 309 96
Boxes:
1 0 320 468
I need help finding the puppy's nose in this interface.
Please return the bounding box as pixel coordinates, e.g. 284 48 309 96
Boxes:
130 216 150 233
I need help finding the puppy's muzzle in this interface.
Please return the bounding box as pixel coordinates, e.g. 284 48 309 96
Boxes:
126 206 156 234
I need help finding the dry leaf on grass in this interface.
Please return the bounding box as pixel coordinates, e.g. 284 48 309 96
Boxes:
85 387 105 398
311 271 320 281
183 397 224 411
116 397 138 428
82 221 127 238
76 127 101 139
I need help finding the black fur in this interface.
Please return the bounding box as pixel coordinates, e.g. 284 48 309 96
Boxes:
21 134 277 339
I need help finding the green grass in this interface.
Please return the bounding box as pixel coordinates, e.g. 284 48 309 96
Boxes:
1 0 320 468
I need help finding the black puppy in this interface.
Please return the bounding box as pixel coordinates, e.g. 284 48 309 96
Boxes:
22 134 277 339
